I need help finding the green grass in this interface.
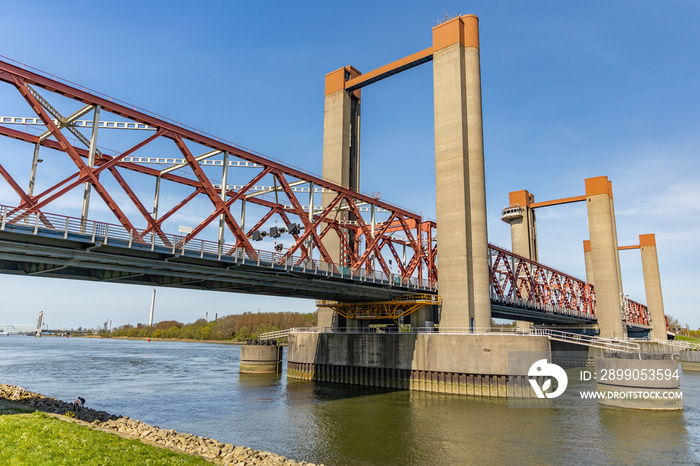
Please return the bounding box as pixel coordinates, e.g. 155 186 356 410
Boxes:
0 412 211 465
676 335 700 343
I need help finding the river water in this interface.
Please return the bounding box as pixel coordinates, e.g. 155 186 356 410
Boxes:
1 336 698 465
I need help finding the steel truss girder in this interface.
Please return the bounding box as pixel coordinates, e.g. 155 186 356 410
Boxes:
0 58 434 285
488 245 649 326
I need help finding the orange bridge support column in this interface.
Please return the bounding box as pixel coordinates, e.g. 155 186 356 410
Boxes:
433 15 490 329
639 234 668 341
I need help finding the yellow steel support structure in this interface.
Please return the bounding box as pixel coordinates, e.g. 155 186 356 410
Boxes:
318 294 441 323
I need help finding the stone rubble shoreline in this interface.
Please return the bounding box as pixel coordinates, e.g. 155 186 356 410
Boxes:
0 383 319 466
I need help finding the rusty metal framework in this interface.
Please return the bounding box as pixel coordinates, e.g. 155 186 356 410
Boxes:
624 297 649 327
489 245 650 327
318 294 441 323
0 57 437 286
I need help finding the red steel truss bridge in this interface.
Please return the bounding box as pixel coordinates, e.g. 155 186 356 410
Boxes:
0 57 649 330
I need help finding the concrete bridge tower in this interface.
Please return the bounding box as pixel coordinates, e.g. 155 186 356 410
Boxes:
319 16 490 330
502 190 538 262
585 176 627 338
639 234 667 340
501 190 537 330
432 15 490 329
319 66 362 328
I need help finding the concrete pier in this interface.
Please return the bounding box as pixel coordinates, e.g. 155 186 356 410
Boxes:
287 332 550 397
585 176 626 339
432 15 490 329
240 342 283 374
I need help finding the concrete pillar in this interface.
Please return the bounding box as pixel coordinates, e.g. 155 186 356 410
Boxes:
240 343 283 374
585 176 627 339
639 234 667 341
463 16 491 331
583 240 594 285
319 66 362 329
433 15 490 329
410 305 437 329
502 190 537 331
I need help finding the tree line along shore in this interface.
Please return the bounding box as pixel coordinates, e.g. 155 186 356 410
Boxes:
0 383 319 465
98 311 316 341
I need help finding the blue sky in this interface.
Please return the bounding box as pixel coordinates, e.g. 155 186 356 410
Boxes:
0 1 698 329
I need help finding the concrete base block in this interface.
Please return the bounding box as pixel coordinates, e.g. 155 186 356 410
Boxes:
240 344 283 374
287 332 550 398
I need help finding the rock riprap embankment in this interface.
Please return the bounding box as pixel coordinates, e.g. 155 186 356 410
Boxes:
1 383 319 466
0 383 117 422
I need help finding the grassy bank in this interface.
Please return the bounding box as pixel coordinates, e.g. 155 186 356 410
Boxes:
0 411 209 465
676 335 700 345
1 384 315 465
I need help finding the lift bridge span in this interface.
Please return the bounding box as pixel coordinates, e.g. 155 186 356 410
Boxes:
0 57 650 332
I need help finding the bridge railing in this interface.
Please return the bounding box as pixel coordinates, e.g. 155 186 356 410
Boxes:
257 329 292 341
285 326 539 336
0 205 436 292
532 328 641 353
649 339 700 351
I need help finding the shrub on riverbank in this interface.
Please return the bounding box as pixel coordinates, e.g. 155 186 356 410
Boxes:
101 311 316 341
0 412 210 465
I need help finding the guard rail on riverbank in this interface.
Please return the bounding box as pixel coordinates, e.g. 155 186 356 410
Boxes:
649 339 700 351
532 328 641 352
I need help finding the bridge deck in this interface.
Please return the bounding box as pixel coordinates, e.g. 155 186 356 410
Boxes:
0 211 432 302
